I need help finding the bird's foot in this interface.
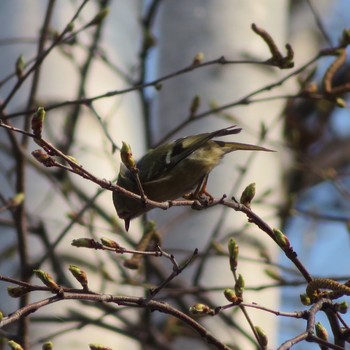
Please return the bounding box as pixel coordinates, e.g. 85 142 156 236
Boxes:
184 190 214 209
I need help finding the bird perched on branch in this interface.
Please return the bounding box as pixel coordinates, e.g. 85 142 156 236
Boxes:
113 125 273 231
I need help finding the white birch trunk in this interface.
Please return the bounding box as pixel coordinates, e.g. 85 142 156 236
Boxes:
153 1 289 348
0 1 143 348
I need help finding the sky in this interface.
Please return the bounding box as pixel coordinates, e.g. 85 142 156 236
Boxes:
280 1 350 347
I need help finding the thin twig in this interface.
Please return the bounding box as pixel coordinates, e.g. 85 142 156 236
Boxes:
306 0 333 46
144 248 198 303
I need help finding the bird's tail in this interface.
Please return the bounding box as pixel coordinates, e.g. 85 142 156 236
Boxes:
216 141 274 153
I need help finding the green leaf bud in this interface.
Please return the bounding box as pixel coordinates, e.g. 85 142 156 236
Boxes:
69 265 88 290
223 288 238 303
42 341 53 350
189 303 212 315
71 238 99 248
8 340 23 350
31 107 46 138
100 237 120 249
315 322 328 341
254 326 268 347
7 286 30 298
120 142 136 170
235 274 245 298
240 183 256 208
300 293 311 306
228 238 239 271
273 228 290 248
33 269 59 290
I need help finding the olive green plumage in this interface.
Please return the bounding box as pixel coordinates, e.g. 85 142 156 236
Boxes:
113 125 273 230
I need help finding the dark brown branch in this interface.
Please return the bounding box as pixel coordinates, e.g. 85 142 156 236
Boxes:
1 291 232 350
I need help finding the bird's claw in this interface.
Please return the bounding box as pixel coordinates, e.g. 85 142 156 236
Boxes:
184 190 214 202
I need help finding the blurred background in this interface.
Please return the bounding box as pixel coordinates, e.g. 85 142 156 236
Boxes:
0 1 350 349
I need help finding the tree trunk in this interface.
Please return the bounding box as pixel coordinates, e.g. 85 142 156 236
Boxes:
153 1 289 348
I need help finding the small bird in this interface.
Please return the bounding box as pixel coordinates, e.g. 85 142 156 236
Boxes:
113 125 273 231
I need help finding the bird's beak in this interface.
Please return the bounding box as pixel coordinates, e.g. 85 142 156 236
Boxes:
124 218 130 232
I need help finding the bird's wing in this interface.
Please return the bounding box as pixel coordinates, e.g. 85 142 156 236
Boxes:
138 125 242 181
